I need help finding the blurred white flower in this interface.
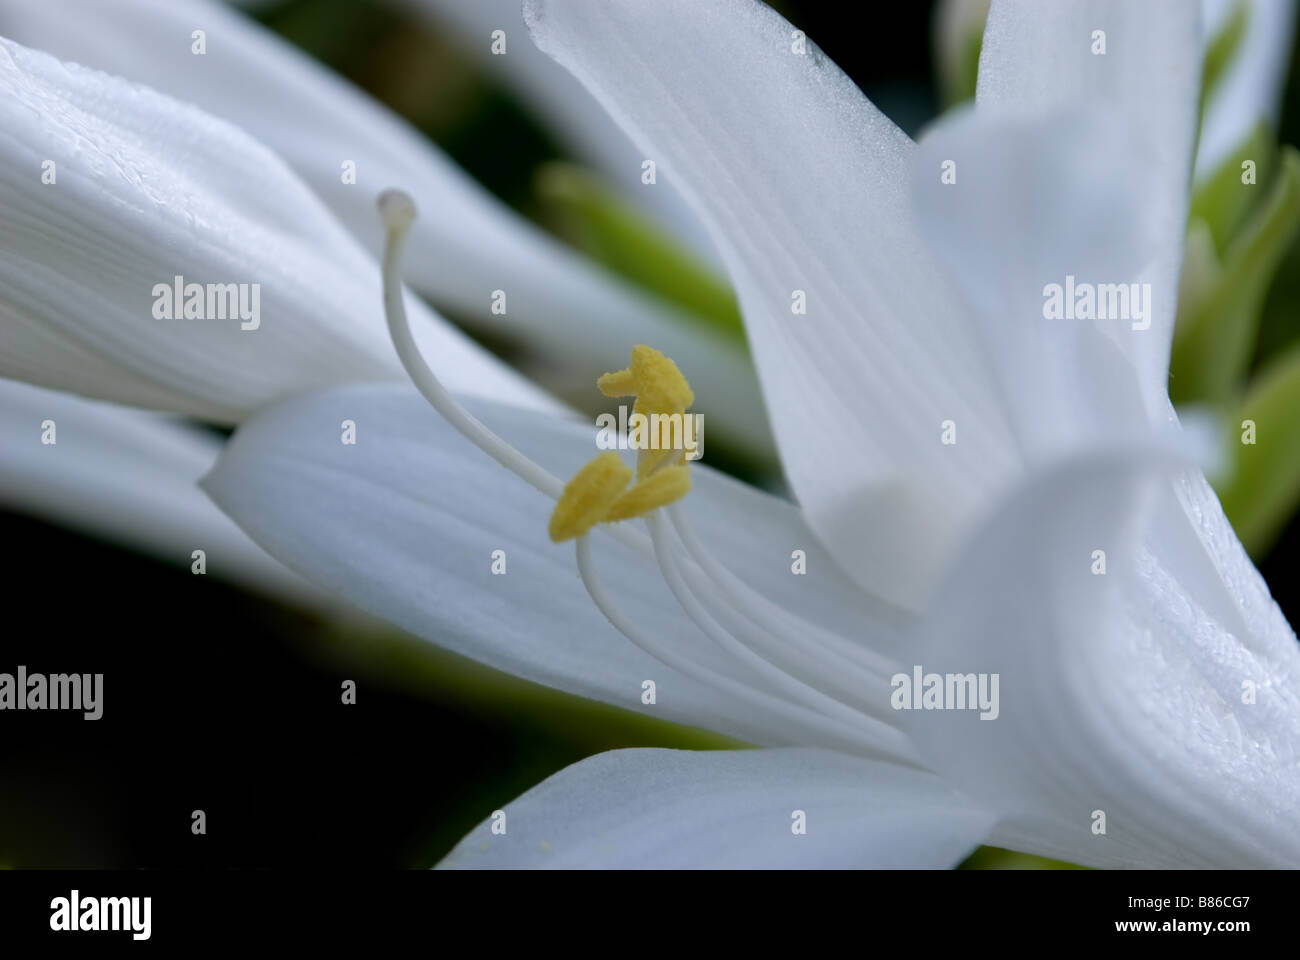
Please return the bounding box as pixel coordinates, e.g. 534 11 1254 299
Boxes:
404 0 720 263
0 379 330 606
202 0 1300 867
0 0 769 452
0 35 554 421
0 27 554 594
933 0 1299 181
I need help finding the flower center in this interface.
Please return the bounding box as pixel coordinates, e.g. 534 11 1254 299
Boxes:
378 190 912 763
549 344 695 542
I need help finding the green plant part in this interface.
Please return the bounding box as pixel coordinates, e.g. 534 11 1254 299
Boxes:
1171 145 1300 406
1217 343 1300 558
536 162 746 344
1199 0 1250 122
1188 122 1276 255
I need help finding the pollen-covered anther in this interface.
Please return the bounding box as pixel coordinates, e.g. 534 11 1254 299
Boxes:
595 367 637 399
606 465 692 523
597 344 695 414
548 452 633 542
636 445 686 480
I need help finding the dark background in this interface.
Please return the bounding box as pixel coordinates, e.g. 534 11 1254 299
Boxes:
2 0 1297 869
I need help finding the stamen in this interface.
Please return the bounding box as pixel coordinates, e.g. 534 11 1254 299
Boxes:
548 344 698 536
574 534 908 759
378 191 905 759
597 344 694 413
666 501 899 681
378 190 650 557
605 464 691 522
549 452 633 543
645 512 878 729
595 367 637 398
635 446 684 480
657 507 899 719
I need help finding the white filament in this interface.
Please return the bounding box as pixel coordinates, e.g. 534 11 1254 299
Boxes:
576 535 907 759
378 190 905 758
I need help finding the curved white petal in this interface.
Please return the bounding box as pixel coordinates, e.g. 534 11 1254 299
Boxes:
202 383 913 756
0 377 326 606
904 452 1300 867
526 0 1022 610
912 107 1172 462
1197 0 1298 181
438 747 993 868
976 0 1203 425
0 36 555 420
0 0 770 452
405 0 720 264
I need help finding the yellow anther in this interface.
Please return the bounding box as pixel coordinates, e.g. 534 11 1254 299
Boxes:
552 346 696 542
548 452 633 542
596 367 637 399
636 446 685 480
598 345 694 414
605 465 692 522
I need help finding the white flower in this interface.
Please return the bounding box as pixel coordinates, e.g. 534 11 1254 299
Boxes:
0 34 554 421
0 378 330 606
932 0 1298 181
0 0 770 451
408 0 719 261
0 24 555 593
201 0 1300 868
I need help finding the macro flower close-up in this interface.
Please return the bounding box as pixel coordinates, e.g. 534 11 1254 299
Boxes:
2 0 1300 912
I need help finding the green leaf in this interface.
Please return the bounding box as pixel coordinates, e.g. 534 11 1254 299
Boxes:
535 162 746 344
932 0 990 110
1171 146 1300 405
1189 122 1277 256
1200 0 1250 119
1216 343 1300 558
939 21 985 110
253 0 391 72
958 846 1087 870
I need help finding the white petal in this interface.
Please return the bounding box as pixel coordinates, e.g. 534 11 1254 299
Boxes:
202 383 913 756
912 107 1171 461
0 377 325 606
0 36 555 420
438 747 993 868
525 0 1021 610
406 0 720 264
976 0 1203 423
1197 0 1298 180
0 0 770 452
903 452 1300 867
